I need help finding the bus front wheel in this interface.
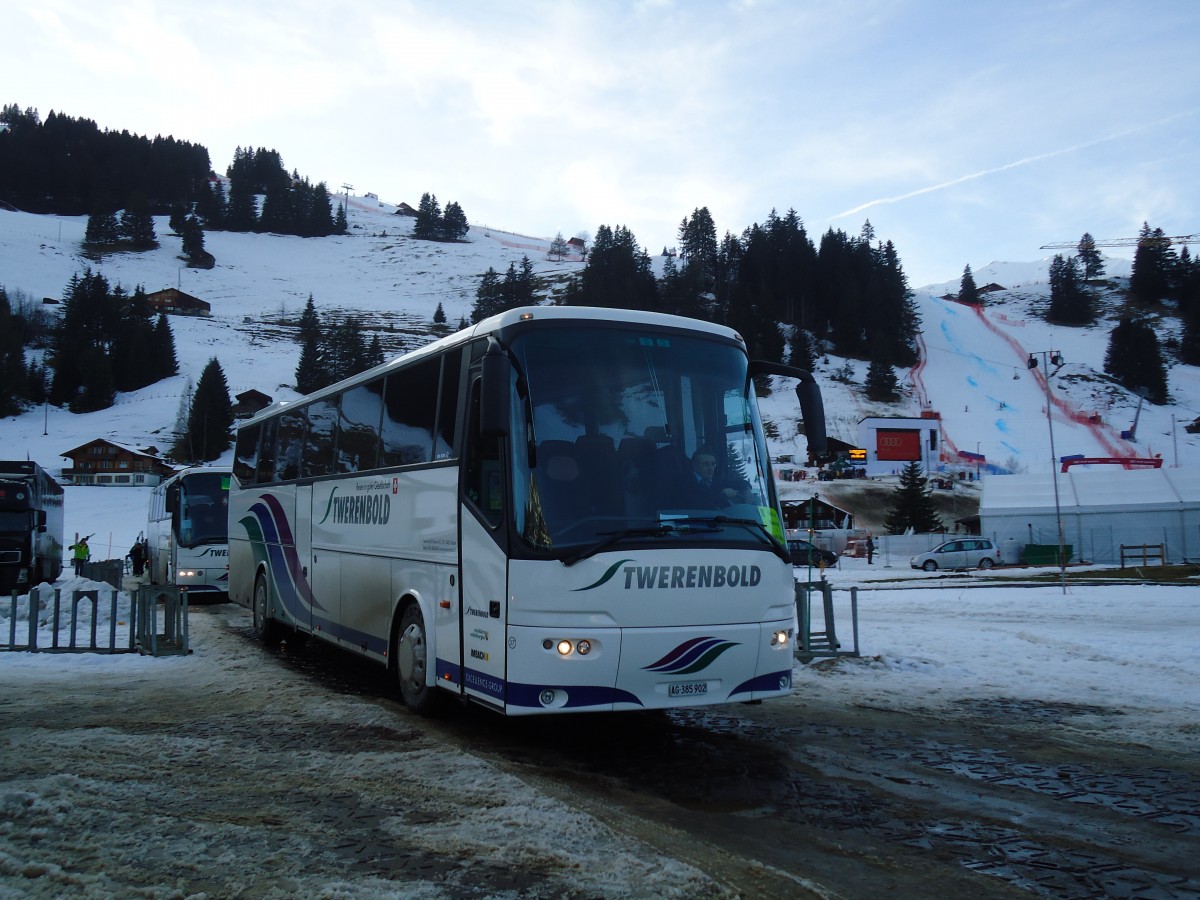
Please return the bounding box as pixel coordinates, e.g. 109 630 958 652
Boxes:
394 604 438 715
252 574 280 646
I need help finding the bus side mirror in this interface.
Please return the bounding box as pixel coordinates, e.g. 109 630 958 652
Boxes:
36 510 47 528
794 379 827 455
748 360 827 455
165 485 178 514
480 350 511 438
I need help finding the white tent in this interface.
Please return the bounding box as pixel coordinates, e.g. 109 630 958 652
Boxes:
979 467 1200 565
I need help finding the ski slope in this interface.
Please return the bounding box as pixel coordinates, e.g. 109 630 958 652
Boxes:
912 292 1143 474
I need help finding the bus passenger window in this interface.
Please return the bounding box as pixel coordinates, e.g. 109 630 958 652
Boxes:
463 379 502 527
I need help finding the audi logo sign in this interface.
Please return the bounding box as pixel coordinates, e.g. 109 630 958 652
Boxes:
876 429 920 461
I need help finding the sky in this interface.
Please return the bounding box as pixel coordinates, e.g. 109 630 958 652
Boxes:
4 0 1199 287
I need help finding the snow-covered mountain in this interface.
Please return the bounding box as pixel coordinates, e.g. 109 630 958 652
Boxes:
3 199 1198 546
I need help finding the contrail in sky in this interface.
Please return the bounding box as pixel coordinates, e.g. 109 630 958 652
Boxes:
831 112 1197 220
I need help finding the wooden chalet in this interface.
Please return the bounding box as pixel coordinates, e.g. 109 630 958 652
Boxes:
60 439 175 486
232 389 273 419
146 288 211 317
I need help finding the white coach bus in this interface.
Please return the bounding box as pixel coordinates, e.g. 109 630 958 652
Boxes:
147 466 232 596
228 306 826 715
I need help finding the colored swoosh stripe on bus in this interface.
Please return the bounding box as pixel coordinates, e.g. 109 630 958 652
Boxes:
243 497 326 615
642 636 739 674
572 558 634 591
730 670 792 698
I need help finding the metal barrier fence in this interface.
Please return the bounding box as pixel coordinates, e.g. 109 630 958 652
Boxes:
795 580 860 662
1 584 190 656
132 585 190 656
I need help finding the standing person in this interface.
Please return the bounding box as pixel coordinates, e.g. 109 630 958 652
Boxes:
866 533 875 565
128 536 147 577
68 535 91 576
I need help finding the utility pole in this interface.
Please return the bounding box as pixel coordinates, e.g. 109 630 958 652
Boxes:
1028 349 1068 594
341 183 354 211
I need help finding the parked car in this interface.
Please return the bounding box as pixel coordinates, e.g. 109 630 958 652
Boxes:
910 538 1000 571
788 538 838 568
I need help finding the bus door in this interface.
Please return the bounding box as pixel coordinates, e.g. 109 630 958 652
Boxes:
454 374 509 708
294 483 314 632
309 480 339 639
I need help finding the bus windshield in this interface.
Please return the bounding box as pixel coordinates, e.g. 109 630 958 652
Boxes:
178 471 230 548
508 325 780 553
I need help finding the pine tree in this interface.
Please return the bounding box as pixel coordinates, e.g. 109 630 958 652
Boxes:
225 177 258 232
84 209 121 246
1129 223 1175 305
883 461 943 534
172 377 194 459
471 267 505 323
180 215 214 267
295 333 323 394
548 232 569 261
788 329 816 372
414 192 441 240
366 334 385 369
152 313 179 380
1104 313 1169 404
119 192 158 249
335 202 348 235
1047 254 1093 325
181 358 234 462
72 345 116 413
441 201 468 240
959 264 980 305
297 294 321 344
865 357 900 402
0 287 23 416
433 302 447 327
1077 233 1105 280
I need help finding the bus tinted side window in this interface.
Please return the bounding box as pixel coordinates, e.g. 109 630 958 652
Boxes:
273 409 307 482
463 377 503 526
381 358 438 467
234 423 259 485
255 419 278 485
435 348 462 460
304 397 338 478
336 380 383 474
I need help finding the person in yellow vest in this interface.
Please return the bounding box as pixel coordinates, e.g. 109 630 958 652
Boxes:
68 535 91 576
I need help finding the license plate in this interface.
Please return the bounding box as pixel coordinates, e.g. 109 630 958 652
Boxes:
668 680 709 697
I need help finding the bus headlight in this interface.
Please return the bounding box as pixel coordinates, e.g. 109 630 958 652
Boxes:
556 640 573 656
770 629 791 647
576 639 591 655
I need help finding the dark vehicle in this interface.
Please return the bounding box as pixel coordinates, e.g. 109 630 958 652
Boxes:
0 460 65 593
911 538 1000 571
788 537 838 568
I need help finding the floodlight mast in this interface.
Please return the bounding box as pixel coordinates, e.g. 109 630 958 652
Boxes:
1028 350 1069 595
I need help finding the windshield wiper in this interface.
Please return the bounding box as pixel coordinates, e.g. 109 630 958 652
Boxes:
679 515 791 563
560 523 683 567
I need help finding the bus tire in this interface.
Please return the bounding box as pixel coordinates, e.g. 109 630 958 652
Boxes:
252 573 281 646
394 603 438 715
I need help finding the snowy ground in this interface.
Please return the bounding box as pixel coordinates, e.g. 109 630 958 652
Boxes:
3 559 1198 896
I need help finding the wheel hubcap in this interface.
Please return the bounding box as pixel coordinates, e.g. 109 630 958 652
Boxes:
397 623 426 686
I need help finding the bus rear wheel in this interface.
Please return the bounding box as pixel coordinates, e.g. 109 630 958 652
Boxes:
394 604 438 715
252 574 280 646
